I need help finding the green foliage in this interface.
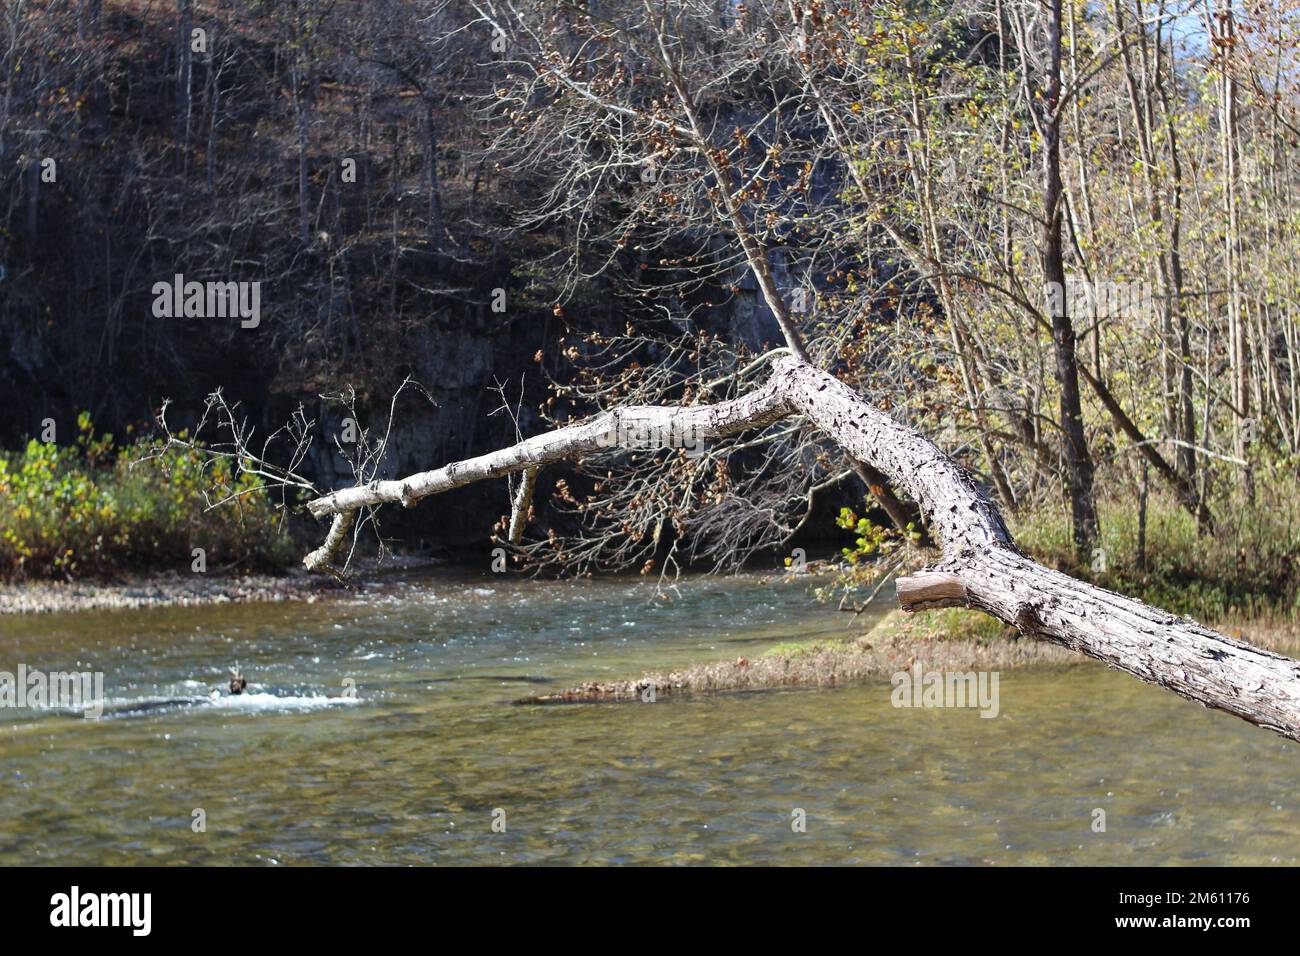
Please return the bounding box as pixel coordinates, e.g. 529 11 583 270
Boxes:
832 505 921 565
810 504 922 607
0 417 295 580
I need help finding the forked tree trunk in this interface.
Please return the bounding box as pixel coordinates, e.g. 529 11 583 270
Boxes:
304 356 1300 741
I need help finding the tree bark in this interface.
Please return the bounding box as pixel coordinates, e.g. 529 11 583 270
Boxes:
304 356 1300 742
1041 0 1099 562
894 550 1300 739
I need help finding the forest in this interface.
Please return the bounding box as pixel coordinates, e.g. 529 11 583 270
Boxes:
3 1 1297 578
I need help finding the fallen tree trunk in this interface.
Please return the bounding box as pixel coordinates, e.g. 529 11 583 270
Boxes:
305 356 1300 741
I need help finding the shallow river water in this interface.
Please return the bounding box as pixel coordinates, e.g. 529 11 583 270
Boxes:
1 570 1297 865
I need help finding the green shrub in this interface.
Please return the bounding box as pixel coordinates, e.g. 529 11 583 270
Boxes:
0 415 296 579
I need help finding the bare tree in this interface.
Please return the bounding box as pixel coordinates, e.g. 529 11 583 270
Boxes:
301 352 1300 742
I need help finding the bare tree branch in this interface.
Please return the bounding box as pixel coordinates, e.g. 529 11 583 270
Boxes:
302 355 1300 743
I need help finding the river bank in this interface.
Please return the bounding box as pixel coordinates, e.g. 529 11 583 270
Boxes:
0 557 451 615
520 606 1300 703
0 570 337 615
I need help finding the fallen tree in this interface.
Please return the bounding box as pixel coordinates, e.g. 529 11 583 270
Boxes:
303 355 1300 742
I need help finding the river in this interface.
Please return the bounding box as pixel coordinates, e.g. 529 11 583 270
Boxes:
1 570 1297 864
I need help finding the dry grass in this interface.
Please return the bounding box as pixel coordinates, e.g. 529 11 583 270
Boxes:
519 608 1077 703
1210 616 1300 654
519 607 1300 704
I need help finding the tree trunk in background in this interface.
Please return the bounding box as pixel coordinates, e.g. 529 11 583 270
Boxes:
425 99 445 264
24 142 39 240
293 59 311 245
206 23 221 193
176 0 193 153
1042 0 1099 561
1214 2 1253 501
1149 8 1199 485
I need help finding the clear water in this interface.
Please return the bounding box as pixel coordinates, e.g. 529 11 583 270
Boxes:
1 570 1297 865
